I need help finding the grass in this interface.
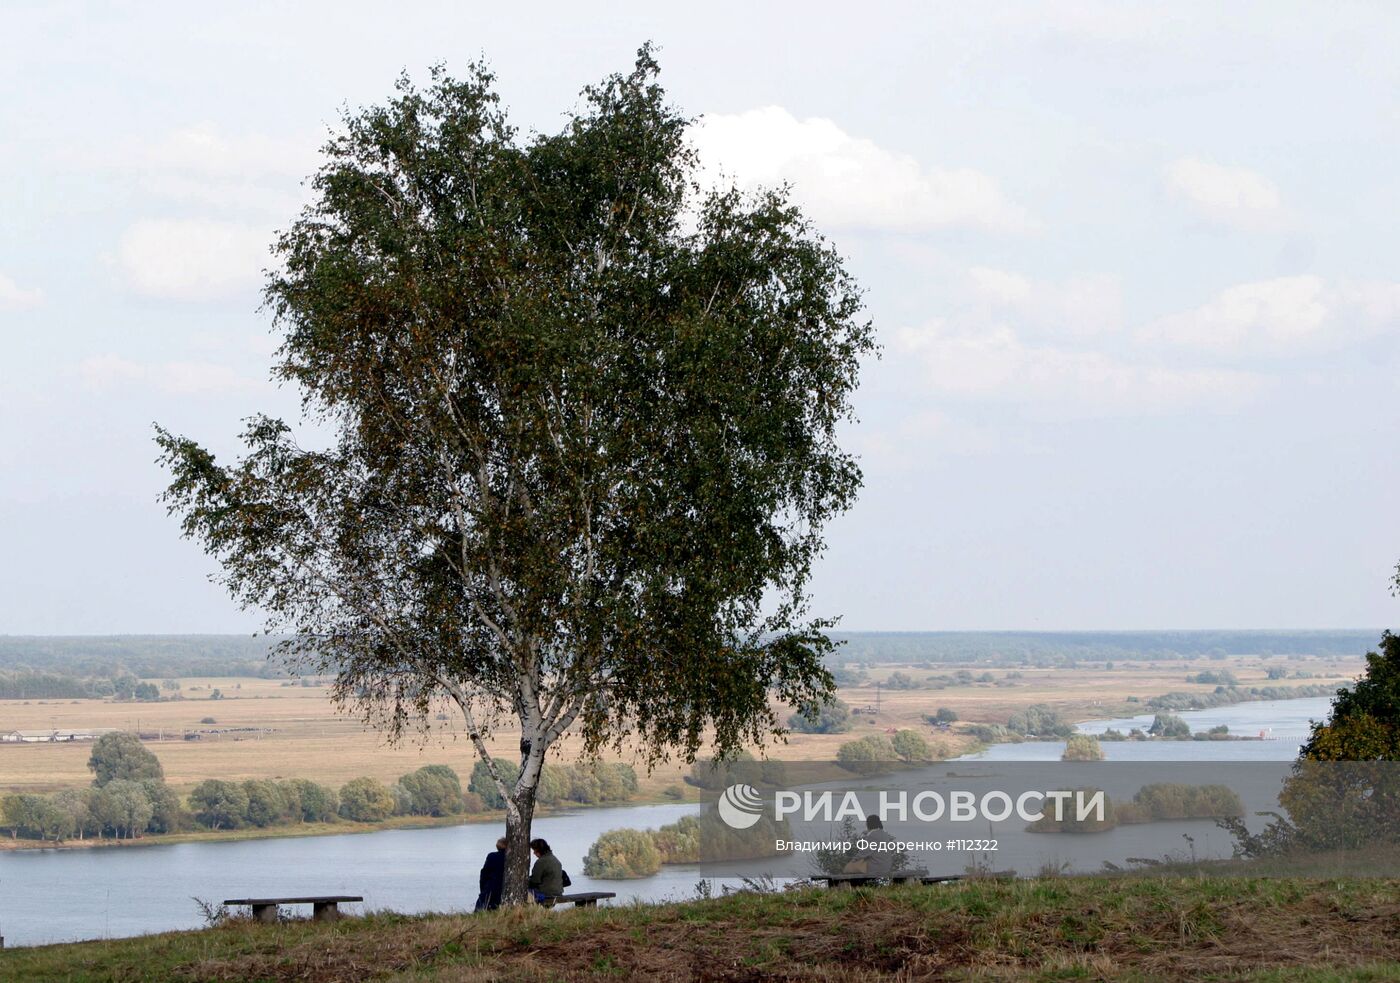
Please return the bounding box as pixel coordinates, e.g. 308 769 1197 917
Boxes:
4 876 1400 981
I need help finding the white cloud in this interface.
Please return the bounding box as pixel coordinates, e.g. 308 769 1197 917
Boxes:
140 122 320 179
854 409 1007 469
896 321 1265 413
0 273 44 311
1164 157 1284 231
113 219 271 301
693 107 1035 235
77 354 261 396
1142 275 1400 355
967 267 1122 337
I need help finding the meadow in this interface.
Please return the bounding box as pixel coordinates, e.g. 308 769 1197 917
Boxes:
3 876 1398 981
0 653 1362 802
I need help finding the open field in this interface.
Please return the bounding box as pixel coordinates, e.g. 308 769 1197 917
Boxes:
0 656 1364 799
4 876 1400 981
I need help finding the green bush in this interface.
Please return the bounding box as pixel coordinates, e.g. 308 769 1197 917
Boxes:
188 779 248 830
1007 704 1073 738
785 698 853 734
583 828 662 878
836 735 898 774
1061 735 1104 761
242 780 288 827
891 729 931 762
338 777 396 822
398 764 465 816
1148 713 1191 738
467 759 519 809
884 671 918 690
87 732 164 787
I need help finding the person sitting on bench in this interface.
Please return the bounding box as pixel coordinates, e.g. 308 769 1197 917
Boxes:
475 836 508 911
528 837 565 904
843 815 898 876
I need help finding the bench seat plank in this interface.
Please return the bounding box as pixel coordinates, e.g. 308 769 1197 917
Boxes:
223 896 363 924
223 896 363 906
548 892 616 908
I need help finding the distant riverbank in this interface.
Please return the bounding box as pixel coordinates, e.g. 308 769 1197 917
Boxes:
0 790 689 853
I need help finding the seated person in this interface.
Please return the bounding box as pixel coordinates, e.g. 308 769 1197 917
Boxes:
527 837 564 904
474 836 507 911
842 815 898 876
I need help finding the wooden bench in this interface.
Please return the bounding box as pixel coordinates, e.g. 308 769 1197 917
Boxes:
814 869 929 889
945 870 1016 882
543 892 616 908
223 895 363 923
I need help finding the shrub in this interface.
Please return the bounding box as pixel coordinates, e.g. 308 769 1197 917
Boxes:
142 779 184 833
398 765 465 816
87 732 164 787
93 780 154 839
891 729 931 762
1007 704 1072 738
468 759 520 809
1148 713 1191 738
242 780 287 827
885 671 918 690
283 779 338 822
1061 735 1104 761
338 777 396 822
188 780 248 830
785 698 852 734
686 751 756 791
583 828 662 878
836 735 898 774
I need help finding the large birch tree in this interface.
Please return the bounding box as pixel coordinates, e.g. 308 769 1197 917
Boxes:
156 47 873 903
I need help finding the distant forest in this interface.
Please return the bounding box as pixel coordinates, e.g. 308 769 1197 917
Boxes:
0 630 1383 695
0 635 288 689
827 630 1383 667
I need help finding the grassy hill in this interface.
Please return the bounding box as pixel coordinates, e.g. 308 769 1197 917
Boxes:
5 876 1399 982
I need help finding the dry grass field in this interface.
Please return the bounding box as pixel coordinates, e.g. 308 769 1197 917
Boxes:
7 876 1400 981
0 655 1363 798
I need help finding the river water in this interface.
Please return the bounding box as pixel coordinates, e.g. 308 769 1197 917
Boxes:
960 696 1333 762
0 697 1334 947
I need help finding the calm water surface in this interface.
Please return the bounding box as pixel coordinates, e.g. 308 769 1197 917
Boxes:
0 802 712 947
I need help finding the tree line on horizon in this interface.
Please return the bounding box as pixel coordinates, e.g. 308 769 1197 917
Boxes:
0 733 643 843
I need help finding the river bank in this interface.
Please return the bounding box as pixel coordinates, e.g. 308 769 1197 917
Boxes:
0 790 691 854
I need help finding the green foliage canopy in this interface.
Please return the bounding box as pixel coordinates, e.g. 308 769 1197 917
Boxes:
153 47 872 902
87 732 164 787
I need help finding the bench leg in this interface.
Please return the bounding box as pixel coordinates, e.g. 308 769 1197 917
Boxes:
251 904 277 924
313 902 340 922
576 899 597 907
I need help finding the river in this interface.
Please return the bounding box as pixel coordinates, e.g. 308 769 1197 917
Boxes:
0 696 1335 947
959 696 1333 762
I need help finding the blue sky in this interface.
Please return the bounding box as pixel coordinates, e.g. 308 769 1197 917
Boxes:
3 1 1399 633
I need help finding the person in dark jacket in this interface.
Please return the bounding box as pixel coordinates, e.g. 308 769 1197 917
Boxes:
475 837 508 911
527 837 564 904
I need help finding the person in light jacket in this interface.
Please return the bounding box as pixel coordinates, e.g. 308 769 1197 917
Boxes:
527 837 564 904
475 836 508 911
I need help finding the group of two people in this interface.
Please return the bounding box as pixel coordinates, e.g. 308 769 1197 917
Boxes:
475 836 567 910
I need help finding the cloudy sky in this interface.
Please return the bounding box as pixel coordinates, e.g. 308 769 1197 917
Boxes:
3 1 1399 634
